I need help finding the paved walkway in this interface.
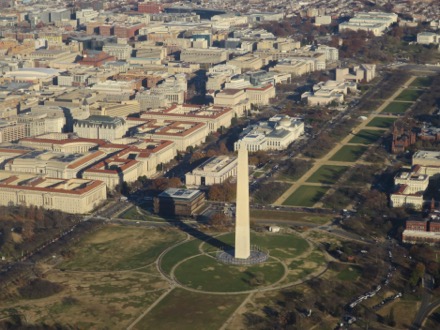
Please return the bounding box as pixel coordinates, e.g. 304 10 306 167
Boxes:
273 76 417 206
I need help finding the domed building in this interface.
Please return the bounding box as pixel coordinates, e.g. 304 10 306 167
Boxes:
234 114 304 151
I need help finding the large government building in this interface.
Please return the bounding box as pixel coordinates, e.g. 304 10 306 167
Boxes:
185 155 237 186
0 172 106 214
234 115 304 152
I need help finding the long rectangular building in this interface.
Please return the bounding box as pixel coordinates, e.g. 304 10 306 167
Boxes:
0 172 106 214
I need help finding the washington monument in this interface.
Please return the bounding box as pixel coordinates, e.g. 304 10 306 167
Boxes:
234 146 251 259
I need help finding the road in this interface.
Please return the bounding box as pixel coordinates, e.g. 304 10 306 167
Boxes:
273 75 416 206
411 274 436 330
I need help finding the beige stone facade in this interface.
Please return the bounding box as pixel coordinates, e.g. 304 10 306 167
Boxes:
5 150 108 179
140 104 234 133
214 89 250 116
128 118 209 152
0 172 106 214
228 55 263 72
185 155 237 186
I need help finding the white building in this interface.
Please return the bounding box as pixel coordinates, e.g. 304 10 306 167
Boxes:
339 12 398 36
102 44 133 60
417 32 440 45
137 74 187 110
335 64 376 83
234 115 304 151
214 89 250 117
206 64 241 91
302 80 357 106
185 155 237 186
74 115 127 142
390 151 440 210
315 16 332 26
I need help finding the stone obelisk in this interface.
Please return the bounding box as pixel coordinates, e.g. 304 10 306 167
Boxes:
234 145 251 259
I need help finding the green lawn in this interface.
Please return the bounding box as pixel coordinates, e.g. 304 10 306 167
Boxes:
330 145 368 162
58 226 184 271
366 117 396 128
381 102 411 114
336 266 363 281
253 171 265 178
395 89 423 102
409 76 432 88
118 205 166 222
250 210 333 225
160 239 201 276
201 232 310 259
306 165 348 184
174 255 285 292
349 129 384 145
283 185 329 207
134 289 245 330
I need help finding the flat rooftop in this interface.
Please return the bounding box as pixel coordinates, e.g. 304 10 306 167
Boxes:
413 150 440 161
193 155 237 173
0 172 103 195
159 188 202 200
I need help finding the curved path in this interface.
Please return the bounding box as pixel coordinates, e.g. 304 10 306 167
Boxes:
126 231 333 329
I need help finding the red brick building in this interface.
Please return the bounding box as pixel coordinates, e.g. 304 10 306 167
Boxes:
430 221 440 232
113 23 145 39
99 25 114 37
77 51 115 67
391 123 417 154
138 2 163 13
406 220 428 231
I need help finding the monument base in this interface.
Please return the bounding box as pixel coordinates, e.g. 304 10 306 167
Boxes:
217 248 268 265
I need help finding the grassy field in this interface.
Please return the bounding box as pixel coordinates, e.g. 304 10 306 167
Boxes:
0 225 181 329
58 226 184 271
133 289 245 330
253 171 265 178
349 129 384 145
330 145 368 162
366 117 396 128
119 205 166 222
160 238 201 276
174 255 285 292
250 209 333 225
381 102 412 114
395 89 423 102
336 266 362 281
377 300 419 330
409 76 432 88
283 185 329 207
306 165 348 184
200 232 310 259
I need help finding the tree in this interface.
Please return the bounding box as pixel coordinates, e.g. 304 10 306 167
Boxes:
409 262 426 287
219 142 229 154
209 212 230 228
387 307 396 327
208 180 236 202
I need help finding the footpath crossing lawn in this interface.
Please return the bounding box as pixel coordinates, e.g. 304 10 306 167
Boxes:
366 117 396 129
349 129 384 145
306 165 348 185
283 185 329 207
330 145 368 162
381 102 411 114
395 89 423 102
